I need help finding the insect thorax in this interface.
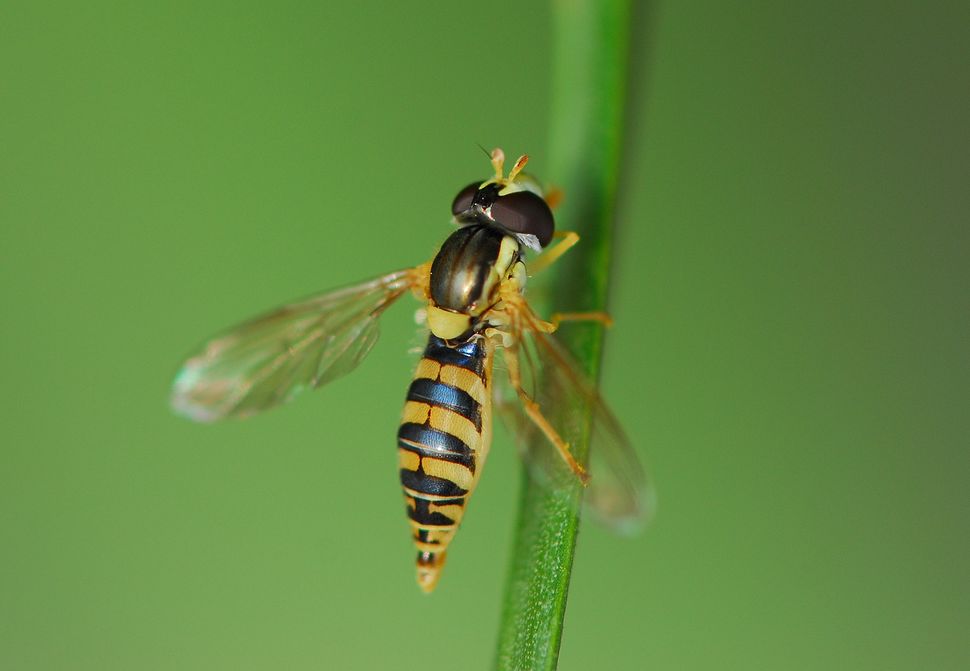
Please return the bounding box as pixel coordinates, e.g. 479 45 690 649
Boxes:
427 224 524 341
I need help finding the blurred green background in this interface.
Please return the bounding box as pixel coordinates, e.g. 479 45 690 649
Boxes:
2 1 968 669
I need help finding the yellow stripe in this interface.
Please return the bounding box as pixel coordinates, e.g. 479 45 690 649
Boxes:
439 365 487 405
413 541 452 553
428 502 465 524
429 407 480 452
401 400 430 425
421 456 474 490
407 518 458 531
426 529 453 545
414 358 441 380
398 449 420 472
413 529 455 545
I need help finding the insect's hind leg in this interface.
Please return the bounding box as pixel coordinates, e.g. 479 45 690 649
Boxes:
500 342 590 485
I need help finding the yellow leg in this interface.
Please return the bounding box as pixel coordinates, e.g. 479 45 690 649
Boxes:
528 231 579 275
502 344 590 485
544 187 564 211
549 311 614 329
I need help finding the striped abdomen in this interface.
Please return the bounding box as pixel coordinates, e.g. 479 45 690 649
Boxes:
397 334 493 592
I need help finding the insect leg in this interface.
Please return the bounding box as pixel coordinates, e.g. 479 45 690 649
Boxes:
500 342 590 485
528 231 580 275
544 186 564 211
549 311 614 328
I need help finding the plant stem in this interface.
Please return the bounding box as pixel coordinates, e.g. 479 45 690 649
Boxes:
494 1 632 669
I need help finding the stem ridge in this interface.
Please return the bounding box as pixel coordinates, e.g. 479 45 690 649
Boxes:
494 1 632 669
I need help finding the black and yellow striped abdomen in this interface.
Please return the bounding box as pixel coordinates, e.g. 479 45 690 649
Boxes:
397 334 493 592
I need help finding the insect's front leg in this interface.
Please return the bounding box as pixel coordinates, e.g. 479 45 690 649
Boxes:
548 311 614 329
496 277 612 335
528 231 580 275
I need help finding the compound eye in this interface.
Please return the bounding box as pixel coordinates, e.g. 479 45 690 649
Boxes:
489 191 555 247
451 182 481 216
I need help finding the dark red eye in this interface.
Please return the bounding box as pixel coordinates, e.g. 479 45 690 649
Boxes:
451 182 481 216
489 191 555 247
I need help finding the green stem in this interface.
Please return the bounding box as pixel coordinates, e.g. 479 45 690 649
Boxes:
494 1 632 669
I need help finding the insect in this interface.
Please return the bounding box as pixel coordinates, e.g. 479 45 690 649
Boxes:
171 148 648 592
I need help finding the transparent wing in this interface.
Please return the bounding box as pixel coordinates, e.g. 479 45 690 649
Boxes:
494 319 654 534
171 268 420 422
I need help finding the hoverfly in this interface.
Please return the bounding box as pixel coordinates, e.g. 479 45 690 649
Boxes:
171 148 648 592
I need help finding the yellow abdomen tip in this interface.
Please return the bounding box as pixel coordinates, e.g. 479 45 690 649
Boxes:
416 551 447 593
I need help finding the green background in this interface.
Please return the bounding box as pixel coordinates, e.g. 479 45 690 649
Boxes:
2 1 967 669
